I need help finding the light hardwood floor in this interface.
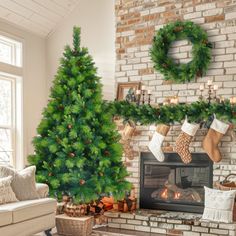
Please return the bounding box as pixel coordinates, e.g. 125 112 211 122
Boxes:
33 228 57 236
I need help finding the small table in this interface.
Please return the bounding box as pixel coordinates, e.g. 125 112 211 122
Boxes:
56 214 94 236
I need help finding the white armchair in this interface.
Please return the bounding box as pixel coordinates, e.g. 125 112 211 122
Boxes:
0 183 56 236
36 183 49 198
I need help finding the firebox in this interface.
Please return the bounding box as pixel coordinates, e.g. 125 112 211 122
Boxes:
140 152 213 213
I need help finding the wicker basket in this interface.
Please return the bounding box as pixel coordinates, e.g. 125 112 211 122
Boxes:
56 214 93 236
64 203 87 217
216 174 236 190
216 174 236 221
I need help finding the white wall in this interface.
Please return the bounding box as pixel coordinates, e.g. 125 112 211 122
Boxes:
46 0 116 100
0 20 47 166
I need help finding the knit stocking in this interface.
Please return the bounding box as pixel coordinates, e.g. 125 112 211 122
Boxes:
120 123 136 160
175 119 200 164
203 117 229 163
148 124 170 162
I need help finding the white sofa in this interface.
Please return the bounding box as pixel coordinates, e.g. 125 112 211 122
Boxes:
0 183 57 236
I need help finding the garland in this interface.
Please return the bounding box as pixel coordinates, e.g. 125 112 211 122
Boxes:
150 21 212 83
108 100 236 127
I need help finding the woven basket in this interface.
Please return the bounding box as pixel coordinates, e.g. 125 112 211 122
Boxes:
216 174 236 190
216 174 236 221
64 204 87 217
56 214 93 236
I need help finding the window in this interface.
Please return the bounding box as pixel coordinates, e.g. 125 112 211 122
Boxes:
0 35 22 67
0 33 23 168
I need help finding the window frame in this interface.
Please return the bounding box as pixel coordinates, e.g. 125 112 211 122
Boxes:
0 34 22 67
0 31 24 169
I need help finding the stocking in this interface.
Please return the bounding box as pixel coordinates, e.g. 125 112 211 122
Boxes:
148 124 170 162
203 116 229 163
175 119 200 164
120 122 136 160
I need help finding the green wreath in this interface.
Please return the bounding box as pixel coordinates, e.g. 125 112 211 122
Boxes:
150 21 212 83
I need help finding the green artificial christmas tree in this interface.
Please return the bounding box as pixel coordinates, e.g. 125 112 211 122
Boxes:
28 27 131 203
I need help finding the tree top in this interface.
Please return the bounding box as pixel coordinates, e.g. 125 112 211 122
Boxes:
73 26 81 51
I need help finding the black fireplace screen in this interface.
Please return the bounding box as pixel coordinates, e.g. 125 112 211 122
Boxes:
140 153 213 213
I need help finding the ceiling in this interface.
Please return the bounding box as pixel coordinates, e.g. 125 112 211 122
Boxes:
0 0 80 37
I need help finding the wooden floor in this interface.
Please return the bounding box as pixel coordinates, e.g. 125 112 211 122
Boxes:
34 226 165 236
33 228 57 236
93 227 165 236
93 227 164 236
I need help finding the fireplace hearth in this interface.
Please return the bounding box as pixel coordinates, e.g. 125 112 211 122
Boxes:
140 152 213 213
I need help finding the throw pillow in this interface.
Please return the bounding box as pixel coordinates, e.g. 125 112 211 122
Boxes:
0 165 39 200
202 186 236 223
0 176 18 204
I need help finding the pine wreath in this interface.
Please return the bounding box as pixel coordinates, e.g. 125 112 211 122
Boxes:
150 21 212 83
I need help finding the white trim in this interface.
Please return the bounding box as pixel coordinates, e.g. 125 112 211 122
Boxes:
211 118 229 135
0 62 23 76
15 75 23 170
181 119 200 136
0 125 12 129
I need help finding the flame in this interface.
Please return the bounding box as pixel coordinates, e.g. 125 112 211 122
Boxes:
174 192 181 200
161 188 181 200
161 188 168 199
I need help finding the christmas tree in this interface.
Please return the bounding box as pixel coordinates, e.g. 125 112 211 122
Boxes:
28 27 131 203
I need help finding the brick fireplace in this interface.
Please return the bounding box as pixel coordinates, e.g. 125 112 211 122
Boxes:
102 1 236 235
115 0 236 203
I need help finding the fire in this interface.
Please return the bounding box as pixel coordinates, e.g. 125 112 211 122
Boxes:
161 188 168 199
174 192 181 200
160 188 181 200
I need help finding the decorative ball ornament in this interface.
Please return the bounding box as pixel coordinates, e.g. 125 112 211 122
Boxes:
150 21 212 83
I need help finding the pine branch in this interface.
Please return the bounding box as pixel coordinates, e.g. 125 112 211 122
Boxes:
73 26 81 51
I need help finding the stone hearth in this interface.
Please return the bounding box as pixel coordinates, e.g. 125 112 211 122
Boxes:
102 210 236 236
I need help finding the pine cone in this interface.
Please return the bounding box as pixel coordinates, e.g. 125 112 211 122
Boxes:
104 150 110 156
79 179 85 185
174 26 183 32
69 152 75 158
59 104 64 110
85 140 91 144
196 70 202 77
162 63 168 68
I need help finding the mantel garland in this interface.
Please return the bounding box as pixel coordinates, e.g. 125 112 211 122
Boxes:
150 21 212 83
108 100 236 128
